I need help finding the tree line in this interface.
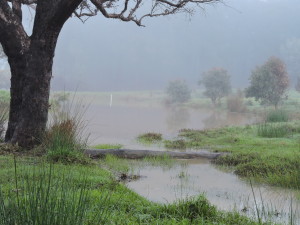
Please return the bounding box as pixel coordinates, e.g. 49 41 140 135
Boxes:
166 56 292 109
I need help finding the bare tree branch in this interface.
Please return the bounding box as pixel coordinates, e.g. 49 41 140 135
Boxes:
87 0 220 26
4 0 220 27
12 0 22 21
0 1 30 57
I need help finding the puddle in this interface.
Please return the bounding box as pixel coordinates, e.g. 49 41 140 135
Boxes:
127 159 300 224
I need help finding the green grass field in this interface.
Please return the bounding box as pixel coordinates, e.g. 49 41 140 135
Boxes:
0 155 261 225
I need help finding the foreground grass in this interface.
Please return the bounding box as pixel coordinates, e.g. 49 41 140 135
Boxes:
159 121 300 189
0 155 261 225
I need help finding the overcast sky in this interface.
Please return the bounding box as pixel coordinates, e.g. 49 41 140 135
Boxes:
3 0 300 91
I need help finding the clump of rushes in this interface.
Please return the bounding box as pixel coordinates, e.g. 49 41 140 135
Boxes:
92 144 123 149
257 122 291 138
164 139 187 149
0 155 266 224
44 98 90 164
0 160 108 225
137 132 163 144
265 109 289 123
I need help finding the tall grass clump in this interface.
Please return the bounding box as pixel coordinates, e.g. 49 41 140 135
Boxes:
257 123 290 138
265 109 289 123
0 161 107 225
45 94 90 164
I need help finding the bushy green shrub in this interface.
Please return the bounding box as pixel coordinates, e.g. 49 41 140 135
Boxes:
45 100 90 164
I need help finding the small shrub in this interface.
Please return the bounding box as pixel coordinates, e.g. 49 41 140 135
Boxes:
164 139 187 149
160 196 217 221
265 109 289 123
137 132 163 144
45 99 90 164
226 91 247 113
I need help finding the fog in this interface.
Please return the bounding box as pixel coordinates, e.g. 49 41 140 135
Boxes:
1 0 300 91
48 0 300 91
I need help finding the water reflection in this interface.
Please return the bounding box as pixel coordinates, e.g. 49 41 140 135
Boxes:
203 111 255 129
165 107 190 132
85 104 257 147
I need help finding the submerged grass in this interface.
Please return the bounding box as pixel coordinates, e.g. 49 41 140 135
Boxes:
0 155 262 225
91 144 123 149
156 122 300 189
143 154 175 168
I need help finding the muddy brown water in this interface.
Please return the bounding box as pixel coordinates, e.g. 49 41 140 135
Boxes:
85 105 257 148
84 104 299 224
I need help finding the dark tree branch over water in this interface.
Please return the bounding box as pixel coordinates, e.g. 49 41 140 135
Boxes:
0 0 220 148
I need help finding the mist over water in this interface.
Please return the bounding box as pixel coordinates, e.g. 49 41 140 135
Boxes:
52 0 300 92
85 103 257 148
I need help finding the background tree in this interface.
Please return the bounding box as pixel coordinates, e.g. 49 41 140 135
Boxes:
199 67 231 105
0 0 220 148
245 57 289 109
166 80 191 104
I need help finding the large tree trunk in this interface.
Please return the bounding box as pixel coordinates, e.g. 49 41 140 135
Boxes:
0 0 83 149
5 38 56 148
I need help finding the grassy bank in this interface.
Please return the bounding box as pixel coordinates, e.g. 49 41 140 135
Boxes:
150 121 300 189
0 155 260 225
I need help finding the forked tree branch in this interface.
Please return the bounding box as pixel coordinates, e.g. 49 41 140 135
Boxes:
87 0 220 26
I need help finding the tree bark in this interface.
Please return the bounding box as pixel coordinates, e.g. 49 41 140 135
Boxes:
5 56 26 141
5 35 58 148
